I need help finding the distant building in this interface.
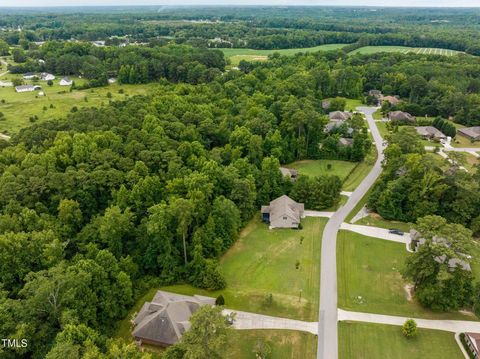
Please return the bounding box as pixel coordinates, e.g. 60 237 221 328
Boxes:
324 120 354 135
261 195 305 229
108 77 117 84
59 77 73 86
415 126 446 141
132 291 215 347
458 127 480 142
40 72 55 81
338 137 354 147
381 95 401 106
15 85 42 93
23 72 36 80
388 111 416 124
92 40 106 47
329 111 352 121
464 332 480 357
279 167 298 181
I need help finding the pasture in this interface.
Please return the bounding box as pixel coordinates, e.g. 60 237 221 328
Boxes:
350 46 463 56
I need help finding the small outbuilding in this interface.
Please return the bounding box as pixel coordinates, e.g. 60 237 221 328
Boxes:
60 77 73 86
15 85 42 93
261 195 305 229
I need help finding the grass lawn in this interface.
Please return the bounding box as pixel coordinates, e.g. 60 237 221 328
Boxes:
337 230 478 320
115 216 326 343
339 322 463 359
349 46 463 56
286 159 357 181
373 109 384 120
376 121 390 139
227 330 317 359
355 213 412 233
0 79 158 134
452 134 480 148
342 147 377 192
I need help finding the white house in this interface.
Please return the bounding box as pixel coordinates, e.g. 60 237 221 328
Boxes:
108 77 117 84
40 72 55 81
23 72 36 80
59 77 73 86
15 85 42 93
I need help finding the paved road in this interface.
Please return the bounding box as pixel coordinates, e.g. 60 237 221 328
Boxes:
317 107 386 359
222 309 318 334
340 223 409 244
338 309 480 333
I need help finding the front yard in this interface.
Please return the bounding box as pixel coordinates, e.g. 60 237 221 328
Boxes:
337 230 478 320
339 322 463 359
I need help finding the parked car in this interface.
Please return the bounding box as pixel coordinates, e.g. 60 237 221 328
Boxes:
388 229 404 235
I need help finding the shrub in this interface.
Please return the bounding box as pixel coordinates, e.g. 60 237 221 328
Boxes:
215 295 225 306
402 319 417 338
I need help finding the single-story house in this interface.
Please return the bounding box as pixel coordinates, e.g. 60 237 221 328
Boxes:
381 95 401 106
261 195 305 229
324 121 354 135
40 72 55 81
15 85 42 93
132 291 215 347
338 137 354 147
60 77 73 86
23 72 36 80
415 126 446 141
388 111 416 124
464 332 480 358
279 167 298 180
458 127 480 142
329 111 352 121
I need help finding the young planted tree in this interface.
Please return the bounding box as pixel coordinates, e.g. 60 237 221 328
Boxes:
402 319 417 338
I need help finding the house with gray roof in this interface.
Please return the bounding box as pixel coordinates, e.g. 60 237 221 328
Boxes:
132 291 215 347
458 127 480 142
15 84 42 93
338 137 354 147
388 111 416 124
329 111 352 121
261 195 304 229
415 126 446 141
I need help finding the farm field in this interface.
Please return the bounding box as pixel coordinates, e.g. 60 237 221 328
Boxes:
227 330 317 359
0 78 158 134
339 322 463 359
222 44 347 65
116 216 327 343
337 230 478 321
349 46 464 56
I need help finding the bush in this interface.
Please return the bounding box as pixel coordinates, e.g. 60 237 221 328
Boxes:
215 295 225 306
402 319 417 338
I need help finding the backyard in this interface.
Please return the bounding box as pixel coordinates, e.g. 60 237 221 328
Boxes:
337 230 479 320
339 322 463 359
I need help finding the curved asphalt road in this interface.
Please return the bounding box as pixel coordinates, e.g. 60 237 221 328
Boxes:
317 107 386 359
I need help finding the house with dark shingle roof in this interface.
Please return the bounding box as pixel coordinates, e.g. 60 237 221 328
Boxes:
132 291 215 347
458 127 480 142
261 195 304 229
388 111 416 125
329 111 352 121
415 126 446 141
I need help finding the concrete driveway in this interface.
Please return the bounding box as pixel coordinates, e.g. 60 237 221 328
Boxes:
222 309 318 335
304 210 335 218
340 223 409 244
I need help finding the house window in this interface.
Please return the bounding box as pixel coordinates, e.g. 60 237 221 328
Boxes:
283 216 287 220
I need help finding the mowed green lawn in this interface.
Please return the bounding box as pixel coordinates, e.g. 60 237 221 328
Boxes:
339 322 463 359
116 216 326 343
0 78 158 134
349 46 463 56
337 230 478 320
227 330 317 359
286 160 357 181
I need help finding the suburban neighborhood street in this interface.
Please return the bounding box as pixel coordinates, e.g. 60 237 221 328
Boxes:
317 107 386 359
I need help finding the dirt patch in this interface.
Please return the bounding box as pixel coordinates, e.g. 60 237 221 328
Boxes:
404 283 414 301
459 309 476 317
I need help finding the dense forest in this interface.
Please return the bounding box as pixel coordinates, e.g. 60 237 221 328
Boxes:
1 7 480 54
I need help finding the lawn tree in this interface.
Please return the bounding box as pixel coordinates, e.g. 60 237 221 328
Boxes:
163 306 230 359
253 339 272 359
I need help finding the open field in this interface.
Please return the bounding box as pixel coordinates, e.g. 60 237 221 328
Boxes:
0 77 158 134
222 44 347 65
350 46 464 56
286 159 357 181
337 230 478 320
339 322 463 359
116 216 326 343
228 330 317 359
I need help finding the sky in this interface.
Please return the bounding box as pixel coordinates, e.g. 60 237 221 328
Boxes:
0 0 479 7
